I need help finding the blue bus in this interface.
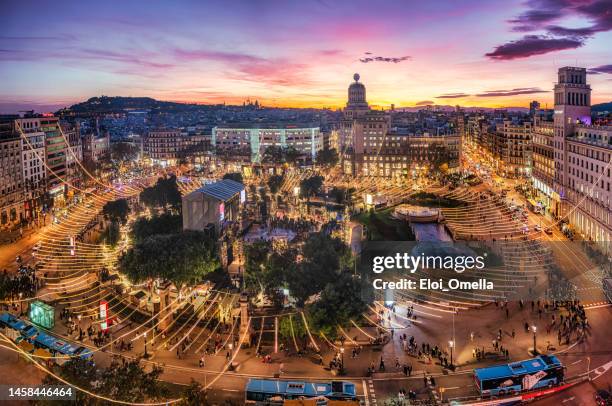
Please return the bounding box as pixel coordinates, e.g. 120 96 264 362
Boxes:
474 355 564 397
33 331 93 359
245 379 357 404
0 312 92 359
0 312 38 340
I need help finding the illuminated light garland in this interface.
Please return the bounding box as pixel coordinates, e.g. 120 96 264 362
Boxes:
0 332 182 405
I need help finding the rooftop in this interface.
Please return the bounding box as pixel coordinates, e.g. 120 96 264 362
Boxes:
196 179 245 201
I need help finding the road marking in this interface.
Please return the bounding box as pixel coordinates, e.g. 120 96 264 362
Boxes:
362 380 370 406
222 389 240 392
585 303 611 310
562 396 575 403
569 359 583 366
368 379 376 404
444 386 461 390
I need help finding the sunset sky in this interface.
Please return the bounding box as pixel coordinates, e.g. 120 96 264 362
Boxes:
1 0 611 112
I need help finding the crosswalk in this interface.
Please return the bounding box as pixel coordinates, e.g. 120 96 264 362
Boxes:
362 379 376 406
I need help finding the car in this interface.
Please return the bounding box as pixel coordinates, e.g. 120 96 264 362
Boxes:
534 225 542 232
595 390 611 406
544 227 553 235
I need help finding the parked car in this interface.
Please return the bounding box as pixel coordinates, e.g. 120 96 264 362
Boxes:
544 227 553 235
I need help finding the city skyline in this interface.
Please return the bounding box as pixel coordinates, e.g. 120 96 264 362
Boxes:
1 0 612 113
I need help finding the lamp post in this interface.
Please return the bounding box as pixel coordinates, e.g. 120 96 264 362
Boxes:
532 325 537 355
340 346 345 374
449 340 454 368
18 292 23 315
144 331 148 358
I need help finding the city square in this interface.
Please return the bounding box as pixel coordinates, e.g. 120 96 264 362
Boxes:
0 1 611 405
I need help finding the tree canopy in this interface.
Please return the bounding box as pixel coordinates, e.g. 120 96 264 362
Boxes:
299 175 324 199
130 212 183 243
267 174 284 194
307 272 366 337
40 358 168 405
102 198 130 224
316 147 339 167
222 172 243 184
139 175 182 211
119 230 219 286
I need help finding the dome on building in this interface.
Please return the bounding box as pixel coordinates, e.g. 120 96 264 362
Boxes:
347 73 368 109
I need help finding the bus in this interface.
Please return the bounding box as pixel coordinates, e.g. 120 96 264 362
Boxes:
245 379 357 404
0 312 92 360
474 355 564 397
603 278 612 303
33 331 93 359
0 312 38 340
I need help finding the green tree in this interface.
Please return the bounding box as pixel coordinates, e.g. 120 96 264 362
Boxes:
40 357 98 405
279 314 306 341
262 146 284 163
299 175 324 200
284 147 302 165
267 174 284 194
179 379 207 405
100 220 121 247
288 233 352 306
308 272 366 337
102 198 130 224
119 230 219 286
130 212 182 243
316 147 339 167
222 172 243 184
98 360 167 402
139 175 182 211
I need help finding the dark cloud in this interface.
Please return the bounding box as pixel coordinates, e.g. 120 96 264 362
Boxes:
415 100 434 106
476 87 548 97
485 35 583 60
436 93 470 99
490 0 611 60
508 0 573 32
588 65 612 74
359 54 410 63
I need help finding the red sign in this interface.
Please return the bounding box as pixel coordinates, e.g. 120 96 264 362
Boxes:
99 300 108 331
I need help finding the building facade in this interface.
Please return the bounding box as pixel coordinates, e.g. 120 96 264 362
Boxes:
144 129 184 166
0 118 25 227
493 119 532 176
545 66 612 254
182 179 245 234
531 118 555 209
212 125 322 163
340 74 461 178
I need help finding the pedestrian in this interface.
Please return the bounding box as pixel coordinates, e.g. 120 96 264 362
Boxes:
199 356 204 368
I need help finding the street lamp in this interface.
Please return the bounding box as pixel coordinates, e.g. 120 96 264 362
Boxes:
340 346 345 373
532 325 537 355
18 292 23 315
448 340 454 368
144 332 148 358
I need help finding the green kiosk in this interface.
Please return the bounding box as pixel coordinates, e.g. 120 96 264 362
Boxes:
29 300 55 329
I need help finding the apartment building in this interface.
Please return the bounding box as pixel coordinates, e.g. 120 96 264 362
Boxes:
212 125 322 163
0 117 25 227
143 129 184 166
493 119 532 176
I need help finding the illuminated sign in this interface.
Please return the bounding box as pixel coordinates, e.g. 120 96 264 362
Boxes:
99 300 108 331
240 189 246 203
219 202 225 221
